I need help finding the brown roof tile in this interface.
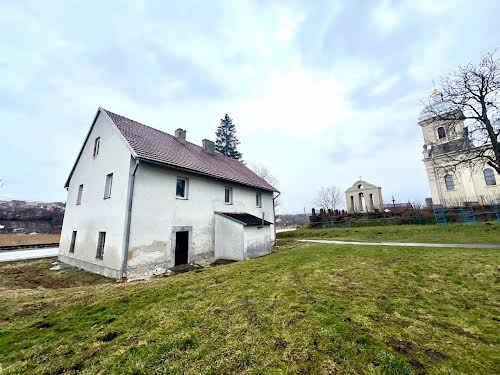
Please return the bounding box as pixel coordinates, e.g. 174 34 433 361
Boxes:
102 109 277 192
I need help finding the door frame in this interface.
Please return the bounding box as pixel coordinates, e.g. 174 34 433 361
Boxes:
170 226 192 266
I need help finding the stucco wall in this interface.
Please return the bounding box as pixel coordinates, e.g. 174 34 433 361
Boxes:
243 225 272 258
424 157 500 205
59 111 132 278
214 215 244 260
127 162 275 273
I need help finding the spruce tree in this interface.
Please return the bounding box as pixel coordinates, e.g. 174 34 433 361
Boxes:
215 114 243 160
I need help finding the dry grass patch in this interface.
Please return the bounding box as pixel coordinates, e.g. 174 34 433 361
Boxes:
0 234 60 247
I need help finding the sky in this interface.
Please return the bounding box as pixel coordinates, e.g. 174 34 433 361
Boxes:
1 0 499 213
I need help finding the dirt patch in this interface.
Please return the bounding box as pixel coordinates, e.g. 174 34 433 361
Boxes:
387 337 414 354
97 331 120 342
425 348 448 361
31 321 53 329
0 259 112 290
409 359 426 375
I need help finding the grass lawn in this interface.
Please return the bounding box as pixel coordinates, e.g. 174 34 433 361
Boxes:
278 222 500 244
0 241 499 374
0 234 60 247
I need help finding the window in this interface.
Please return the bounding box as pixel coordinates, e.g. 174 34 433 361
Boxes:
437 127 446 140
69 231 77 253
76 184 83 205
176 178 188 198
444 174 454 190
256 192 262 207
225 187 233 204
484 168 497 186
96 232 106 259
104 173 113 199
93 137 100 157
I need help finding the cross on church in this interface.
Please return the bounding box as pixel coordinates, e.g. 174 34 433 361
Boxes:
358 175 363 181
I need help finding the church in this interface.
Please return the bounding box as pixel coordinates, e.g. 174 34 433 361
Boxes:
419 91 500 206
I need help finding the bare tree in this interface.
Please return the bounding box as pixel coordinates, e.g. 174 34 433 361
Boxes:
421 51 500 174
314 186 342 211
250 163 280 209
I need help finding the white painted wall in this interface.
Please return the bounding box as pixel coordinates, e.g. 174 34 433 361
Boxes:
243 225 272 258
214 215 244 260
127 162 275 275
59 111 132 278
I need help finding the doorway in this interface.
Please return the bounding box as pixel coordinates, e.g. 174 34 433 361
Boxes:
175 231 189 266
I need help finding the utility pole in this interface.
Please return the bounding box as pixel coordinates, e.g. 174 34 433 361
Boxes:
391 196 396 209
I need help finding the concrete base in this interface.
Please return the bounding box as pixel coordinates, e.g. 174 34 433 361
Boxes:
58 254 122 279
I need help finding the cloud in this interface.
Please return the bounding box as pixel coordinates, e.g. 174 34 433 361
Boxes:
1 0 500 213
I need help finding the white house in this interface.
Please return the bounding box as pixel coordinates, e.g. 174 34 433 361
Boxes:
59 108 278 279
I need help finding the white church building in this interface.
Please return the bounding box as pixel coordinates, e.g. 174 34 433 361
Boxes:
59 108 277 279
419 91 500 206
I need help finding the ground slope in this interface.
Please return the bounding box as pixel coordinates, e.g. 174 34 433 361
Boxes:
0 241 498 374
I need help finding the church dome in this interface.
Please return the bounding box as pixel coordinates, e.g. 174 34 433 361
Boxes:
418 90 462 123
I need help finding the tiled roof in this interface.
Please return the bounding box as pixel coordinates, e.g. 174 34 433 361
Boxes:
216 212 273 226
102 108 277 192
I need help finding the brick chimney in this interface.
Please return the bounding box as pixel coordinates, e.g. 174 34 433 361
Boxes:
175 128 186 143
202 139 215 154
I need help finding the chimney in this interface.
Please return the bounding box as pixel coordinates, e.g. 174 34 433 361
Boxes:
175 128 186 143
202 139 215 154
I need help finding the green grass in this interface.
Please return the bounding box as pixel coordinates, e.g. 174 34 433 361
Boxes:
0 241 499 374
278 222 500 244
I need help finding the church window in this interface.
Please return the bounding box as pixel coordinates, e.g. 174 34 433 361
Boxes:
484 168 497 186
444 175 454 190
437 127 446 140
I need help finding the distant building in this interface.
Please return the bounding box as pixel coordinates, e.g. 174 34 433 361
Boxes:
419 91 500 206
345 180 383 213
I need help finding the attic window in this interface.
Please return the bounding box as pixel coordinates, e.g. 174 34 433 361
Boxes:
93 137 100 157
176 178 188 199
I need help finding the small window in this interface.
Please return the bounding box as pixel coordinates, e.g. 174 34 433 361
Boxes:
225 187 233 204
69 231 77 253
96 232 106 259
484 168 497 186
104 173 113 199
444 174 454 190
437 127 446 140
93 137 100 157
176 178 188 198
76 184 83 205
256 192 262 207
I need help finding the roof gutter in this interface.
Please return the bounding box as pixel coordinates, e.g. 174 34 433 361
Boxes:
121 158 139 279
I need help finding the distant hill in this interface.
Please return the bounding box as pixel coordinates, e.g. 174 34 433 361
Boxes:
0 200 65 234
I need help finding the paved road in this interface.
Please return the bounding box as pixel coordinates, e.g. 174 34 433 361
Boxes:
297 239 500 249
0 247 59 262
276 227 298 233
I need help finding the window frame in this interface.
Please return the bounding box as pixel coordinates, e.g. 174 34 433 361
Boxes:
224 186 233 205
256 192 262 208
444 174 455 191
437 126 446 140
76 184 83 205
176 177 188 199
483 168 497 186
93 137 100 158
69 231 77 253
104 173 113 199
96 231 106 260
